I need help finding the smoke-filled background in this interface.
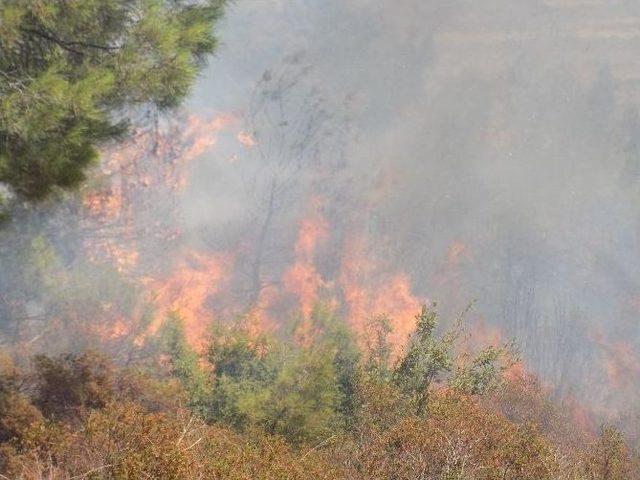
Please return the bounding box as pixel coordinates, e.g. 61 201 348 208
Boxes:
2 0 640 425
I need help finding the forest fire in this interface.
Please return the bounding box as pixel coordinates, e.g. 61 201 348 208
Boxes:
96 243 140 273
83 187 124 220
143 251 233 347
79 112 238 275
339 235 422 348
45 52 638 450
282 200 330 318
68 58 431 356
76 111 248 344
95 317 131 341
75 106 631 422
6 1 640 476
182 114 236 160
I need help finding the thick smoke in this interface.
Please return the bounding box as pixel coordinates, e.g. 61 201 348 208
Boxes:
183 0 640 415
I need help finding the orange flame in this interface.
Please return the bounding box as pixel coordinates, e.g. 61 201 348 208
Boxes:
81 112 236 273
339 235 422 348
144 251 233 348
95 317 131 340
183 114 235 160
90 243 140 273
282 200 329 317
84 187 123 220
172 114 236 188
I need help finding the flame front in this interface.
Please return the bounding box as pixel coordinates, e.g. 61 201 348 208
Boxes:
145 251 233 348
282 199 329 318
82 112 428 354
339 235 422 349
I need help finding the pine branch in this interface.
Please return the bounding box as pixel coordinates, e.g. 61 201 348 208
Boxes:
21 27 121 55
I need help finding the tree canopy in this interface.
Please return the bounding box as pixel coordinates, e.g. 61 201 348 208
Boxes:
0 0 224 202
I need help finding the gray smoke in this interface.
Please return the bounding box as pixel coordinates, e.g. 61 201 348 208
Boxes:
182 0 640 416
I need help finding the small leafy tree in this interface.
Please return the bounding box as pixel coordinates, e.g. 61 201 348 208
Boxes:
450 343 513 396
362 314 393 380
207 305 360 443
262 305 359 442
156 313 211 417
393 304 458 414
207 318 281 430
394 304 511 415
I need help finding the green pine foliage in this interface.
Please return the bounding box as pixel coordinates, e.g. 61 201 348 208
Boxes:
0 0 225 202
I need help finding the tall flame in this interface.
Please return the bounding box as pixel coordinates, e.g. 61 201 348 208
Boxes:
282 199 329 318
339 235 422 348
81 112 432 355
144 251 233 348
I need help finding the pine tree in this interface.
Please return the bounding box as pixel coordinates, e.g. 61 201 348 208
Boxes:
0 0 225 203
